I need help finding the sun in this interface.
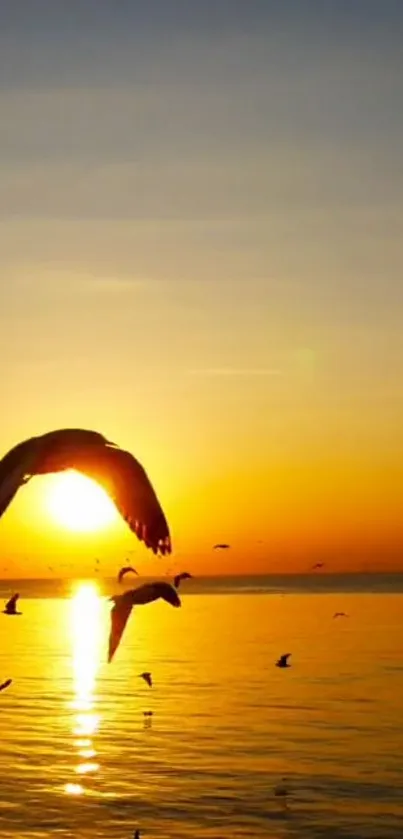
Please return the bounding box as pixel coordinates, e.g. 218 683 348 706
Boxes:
46 470 118 532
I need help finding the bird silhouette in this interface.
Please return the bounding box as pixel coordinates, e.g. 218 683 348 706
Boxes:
139 672 152 687
173 571 192 589
3 593 22 615
213 543 230 550
276 653 291 668
118 565 138 584
0 429 171 556
108 581 181 662
311 562 324 570
333 611 348 619
0 678 12 692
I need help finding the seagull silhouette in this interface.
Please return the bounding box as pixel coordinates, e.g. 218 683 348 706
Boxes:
0 678 12 692
213 543 230 550
276 653 291 668
108 581 181 662
333 612 348 619
118 565 138 584
173 571 192 589
139 671 152 688
3 593 22 615
0 428 171 556
311 562 324 570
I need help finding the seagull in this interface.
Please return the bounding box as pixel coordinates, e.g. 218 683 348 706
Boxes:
139 672 152 688
0 679 12 692
3 593 22 615
276 653 291 668
143 711 153 717
333 612 348 619
213 543 230 550
312 562 324 570
0 428 171 556
118 565 138 584
108 581 181 662
173 571 192 589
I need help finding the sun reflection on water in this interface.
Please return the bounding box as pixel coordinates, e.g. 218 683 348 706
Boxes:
64 583 102 795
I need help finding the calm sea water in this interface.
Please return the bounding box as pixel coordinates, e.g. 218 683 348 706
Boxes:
0 574 402 838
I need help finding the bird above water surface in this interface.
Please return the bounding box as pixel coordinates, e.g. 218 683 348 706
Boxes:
0 678 12 692
213 543 230 550
108 581 181 662
0 428 171 556
3 593 22 615
139 671 152 687
118 565 139 584
276 653 291 668
173 571 192 589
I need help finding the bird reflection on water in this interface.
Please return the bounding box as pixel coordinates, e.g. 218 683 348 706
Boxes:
66 583 102 795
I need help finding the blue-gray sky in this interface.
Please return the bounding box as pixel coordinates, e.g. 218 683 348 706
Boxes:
0 1 402 573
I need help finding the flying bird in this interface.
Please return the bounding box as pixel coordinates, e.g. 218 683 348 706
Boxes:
139 671 152 687
276 653 291 668
0 679 12 692
0 428 171 556
173 571 192 589
333 612 348 619
108 581 181 662
3 594 22 615
118 565 138 584
213 543 230 550
311 562 324 570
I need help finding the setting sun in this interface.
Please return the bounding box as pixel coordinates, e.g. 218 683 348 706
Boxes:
46 471 118 532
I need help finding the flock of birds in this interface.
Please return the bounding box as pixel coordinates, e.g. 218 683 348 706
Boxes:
0 427 349 833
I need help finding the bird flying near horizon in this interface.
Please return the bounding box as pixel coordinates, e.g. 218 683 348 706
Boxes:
118 565 138 584
0 679 12 692
3 593 22 616
0 429 171 556
312 562 324 570
173 571 192 589
139 671 152 688
213 543 230 550
276 653 291 668
333 612 348 619
108 581 181 662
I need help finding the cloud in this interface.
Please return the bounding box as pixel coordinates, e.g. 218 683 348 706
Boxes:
189 367 282 377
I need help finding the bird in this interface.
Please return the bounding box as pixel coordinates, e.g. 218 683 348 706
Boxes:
3 593 22 615
311 562 324 570
276 653 291 668
173 571 192 589
139 671 152 688
108 581 181 662
134 831 141 839
0 429 171 556
118 565 138 584
143 711 153 717
274 780 291 809
0 679 12 692
213 543 230 550
333 611 348 619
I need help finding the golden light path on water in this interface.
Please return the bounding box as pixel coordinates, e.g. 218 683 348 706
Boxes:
65 582 103 796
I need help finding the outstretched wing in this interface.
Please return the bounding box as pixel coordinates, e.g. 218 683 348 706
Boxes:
108 597 134 662
0 678 12 692
154 581 181 608
6 593 19 610
0 429 171 556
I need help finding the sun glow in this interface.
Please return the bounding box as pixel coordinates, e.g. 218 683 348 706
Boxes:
47 470 118 532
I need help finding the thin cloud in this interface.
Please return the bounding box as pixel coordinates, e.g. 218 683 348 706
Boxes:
189 367 282 377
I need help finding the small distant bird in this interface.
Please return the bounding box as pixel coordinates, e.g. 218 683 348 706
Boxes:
312 562 324 570
333 612 348 619
118 565 138 584
213 543 230 550
108 581 181 662
143 711 153 717
0 679 12 692
276 653 291 668
139 672 152 688
0 428 171 556
3 593 22 615
274 779 290 809
174 571 192 589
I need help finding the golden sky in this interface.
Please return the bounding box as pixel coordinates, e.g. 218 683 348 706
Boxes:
0 3 402 576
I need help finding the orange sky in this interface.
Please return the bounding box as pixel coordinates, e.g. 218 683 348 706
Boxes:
0 4 402 576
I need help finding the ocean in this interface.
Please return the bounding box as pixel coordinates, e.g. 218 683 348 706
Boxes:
0 573 402 838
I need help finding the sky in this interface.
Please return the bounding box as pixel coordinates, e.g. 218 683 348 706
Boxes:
0 0 402 577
